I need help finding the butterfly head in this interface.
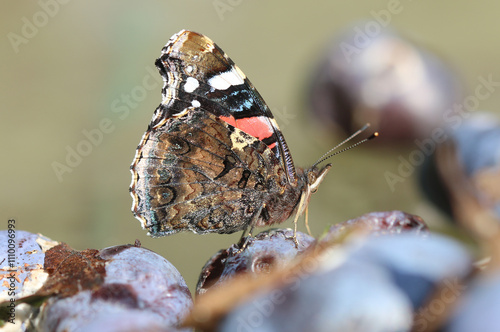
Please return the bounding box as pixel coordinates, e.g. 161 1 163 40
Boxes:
293 164 332 218
306 164 332 195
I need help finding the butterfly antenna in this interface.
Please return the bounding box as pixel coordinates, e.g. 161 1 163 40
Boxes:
312 124 378 168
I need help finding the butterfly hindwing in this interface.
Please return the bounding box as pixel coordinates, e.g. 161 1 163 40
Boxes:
131 108 288 236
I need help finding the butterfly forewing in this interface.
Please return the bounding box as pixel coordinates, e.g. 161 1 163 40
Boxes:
154 30 297 183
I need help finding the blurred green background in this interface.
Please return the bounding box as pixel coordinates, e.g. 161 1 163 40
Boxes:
2 1 500 292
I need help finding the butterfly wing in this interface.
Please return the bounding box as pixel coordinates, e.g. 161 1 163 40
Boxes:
131 30 304 236
130 109 288 236
153 30 298 183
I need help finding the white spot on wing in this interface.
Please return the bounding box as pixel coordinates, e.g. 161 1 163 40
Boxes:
192 100 201 108
208 67 245 90
184 77 199 93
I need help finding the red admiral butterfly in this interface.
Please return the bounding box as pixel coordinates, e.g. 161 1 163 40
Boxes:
130 30 370 241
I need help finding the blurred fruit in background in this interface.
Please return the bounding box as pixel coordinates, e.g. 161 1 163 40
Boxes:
445 273 500 332
308 26 462 142
419 113 500 227
186 220 472 332
418 113 500 332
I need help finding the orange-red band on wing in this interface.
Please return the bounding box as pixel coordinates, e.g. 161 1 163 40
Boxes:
220 115 275 145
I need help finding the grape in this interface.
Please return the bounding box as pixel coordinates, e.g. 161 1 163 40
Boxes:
322 210 428 243
218 232 471 332
36 244 192 332
0 230 59 329
445 273 500 332
221 260 413 332
197 229 315 295
308 28 461 142
348 233 471 309
0 230 59 300
419 113 500 219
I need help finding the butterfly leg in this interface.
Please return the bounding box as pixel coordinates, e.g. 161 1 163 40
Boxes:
291 192 307 248
235 204 264 254
236 224 255 253
305 207 312 236
292 213 300 248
